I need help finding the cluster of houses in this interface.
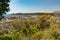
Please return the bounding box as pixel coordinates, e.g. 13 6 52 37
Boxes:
53 12 60 23
1 12 60 23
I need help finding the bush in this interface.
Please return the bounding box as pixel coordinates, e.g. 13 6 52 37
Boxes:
0 14 59 40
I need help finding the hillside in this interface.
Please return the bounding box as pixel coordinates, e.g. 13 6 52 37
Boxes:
0 14 60 40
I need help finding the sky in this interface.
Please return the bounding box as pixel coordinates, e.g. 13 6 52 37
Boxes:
8 0 60 14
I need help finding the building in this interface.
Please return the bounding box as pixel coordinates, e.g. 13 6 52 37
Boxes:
53 11 60 23
2 12 60 23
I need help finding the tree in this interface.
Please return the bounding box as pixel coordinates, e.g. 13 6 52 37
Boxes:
0 0 10 20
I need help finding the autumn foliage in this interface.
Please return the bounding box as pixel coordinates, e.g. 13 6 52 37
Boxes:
0 14 59 40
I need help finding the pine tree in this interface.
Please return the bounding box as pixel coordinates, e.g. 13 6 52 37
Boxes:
0 0 10 20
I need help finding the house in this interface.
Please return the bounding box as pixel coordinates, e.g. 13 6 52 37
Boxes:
53 11 60 23
2 12 58 23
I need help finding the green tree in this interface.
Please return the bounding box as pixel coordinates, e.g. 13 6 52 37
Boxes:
0 0 10 20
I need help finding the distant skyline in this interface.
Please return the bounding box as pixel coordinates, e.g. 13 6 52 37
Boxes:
8 0 60 14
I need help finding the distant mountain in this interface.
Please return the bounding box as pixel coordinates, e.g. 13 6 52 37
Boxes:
3 12 53 17
12 12 53 15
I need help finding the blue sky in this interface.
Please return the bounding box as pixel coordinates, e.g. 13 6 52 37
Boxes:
8 0 60 13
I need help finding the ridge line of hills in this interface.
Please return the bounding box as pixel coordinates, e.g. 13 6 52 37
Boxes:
4 12 54 17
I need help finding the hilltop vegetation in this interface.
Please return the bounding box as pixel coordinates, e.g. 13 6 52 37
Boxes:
0 14 60 40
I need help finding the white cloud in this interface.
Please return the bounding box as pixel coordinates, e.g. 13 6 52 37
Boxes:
7 0 60 14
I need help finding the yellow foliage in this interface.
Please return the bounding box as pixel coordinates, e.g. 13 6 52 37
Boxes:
51 17 57 23
46 14 51 19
